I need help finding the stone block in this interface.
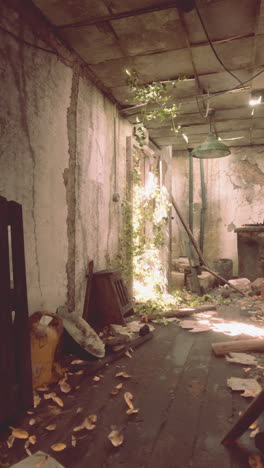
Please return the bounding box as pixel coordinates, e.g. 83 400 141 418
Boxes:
11 451 65 468
198 272 215 291
170 271 185 290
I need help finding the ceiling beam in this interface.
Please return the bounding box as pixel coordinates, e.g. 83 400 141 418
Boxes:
57 2 178 29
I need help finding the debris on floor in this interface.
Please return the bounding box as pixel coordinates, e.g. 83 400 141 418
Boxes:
226 353 258 366
227 377 262 397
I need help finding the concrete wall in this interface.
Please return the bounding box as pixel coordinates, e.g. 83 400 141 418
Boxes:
172 146 264 275
0 1 132 314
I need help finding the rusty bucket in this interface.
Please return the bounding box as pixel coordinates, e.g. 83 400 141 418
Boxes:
30 311 63 389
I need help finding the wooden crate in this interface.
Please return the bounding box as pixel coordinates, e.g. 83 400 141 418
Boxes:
87 269 134 329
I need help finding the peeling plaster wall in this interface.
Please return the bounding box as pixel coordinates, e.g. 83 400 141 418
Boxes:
172 146 264 275
0 2 132 314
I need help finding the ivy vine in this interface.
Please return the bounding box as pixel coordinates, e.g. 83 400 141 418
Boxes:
126 70 183 146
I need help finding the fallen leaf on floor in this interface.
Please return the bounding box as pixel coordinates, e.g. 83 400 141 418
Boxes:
126 408 139 415
24 440 32 456
244 367 251 372
116 383 123 390
36 385 49 392
250 421 258 430
227 377 262 397
248 454 264 468
226 353 258 366
124 392 134 410
27 410 34 415
7 435 15 448
93 376 100 381
53 396 64 407
34 394 41 408
257 365 264 369
111 389 119 395
113 345 125 352
71 435 77 447
125 351 132 359
29 435 37 445
71 359 85 365
108 430 124 447
115 372 131 379
45 424 56 431
44 392 56 400
59 379 71 394
29 418 36 426
11 428 29 439
51 443 67 452
74 370 84 375
250 428 260 438
76 407 83 414
73 415 97 432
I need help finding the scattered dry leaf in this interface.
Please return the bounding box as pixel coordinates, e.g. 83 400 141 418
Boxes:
244 367 251 372
93 376 100 382
126 408 139 415
226 353 258 366
24 440 32 456
116 383 123 390
45 424 56 431
113 345 125 352
27 410 34 415
115 372 131 379
71 359 84 365
125 351 132 359
76 407 83 414
71 435 77 447
44 392 56 400
7 435 15 448
248 454 264 468
34 393 41 408
36 385 49 392
74 370 84 375
250 428 260 438
51 443 67 452
124 392 134 410
73 415 97 432
111 389 119 395
249 421 258 430
11 428 29 440
59 380 71 394
227 377 261 397
52 396 64 407
29 418 36 426
29 435 37 445
108 430 124 447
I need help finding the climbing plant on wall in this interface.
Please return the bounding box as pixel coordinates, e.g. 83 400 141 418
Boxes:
126 70 184 146
118 150 171 300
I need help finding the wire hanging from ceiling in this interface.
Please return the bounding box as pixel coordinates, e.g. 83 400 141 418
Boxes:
193 0 243 85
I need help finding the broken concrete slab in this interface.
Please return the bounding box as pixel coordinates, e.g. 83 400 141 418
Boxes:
251 277 264 295
110 324 135 342
11 451 65 468
226 352 258 366
225 278 251 292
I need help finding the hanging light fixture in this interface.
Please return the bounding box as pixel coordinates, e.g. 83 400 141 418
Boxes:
191 112 231 159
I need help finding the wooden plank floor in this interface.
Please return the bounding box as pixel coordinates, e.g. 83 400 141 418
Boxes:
1 301 263 467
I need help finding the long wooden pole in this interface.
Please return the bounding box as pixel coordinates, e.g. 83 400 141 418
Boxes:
171 195 247 297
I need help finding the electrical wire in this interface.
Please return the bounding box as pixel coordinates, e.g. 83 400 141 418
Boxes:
193 0 243 85
0 25 56 55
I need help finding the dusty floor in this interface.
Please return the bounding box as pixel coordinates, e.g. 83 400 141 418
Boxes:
1 295 264 468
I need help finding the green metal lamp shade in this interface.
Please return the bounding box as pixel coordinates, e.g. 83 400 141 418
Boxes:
191 133 231 159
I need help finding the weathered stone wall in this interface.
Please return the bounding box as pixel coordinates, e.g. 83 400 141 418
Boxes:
0 1 132 314
172 146 264 275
